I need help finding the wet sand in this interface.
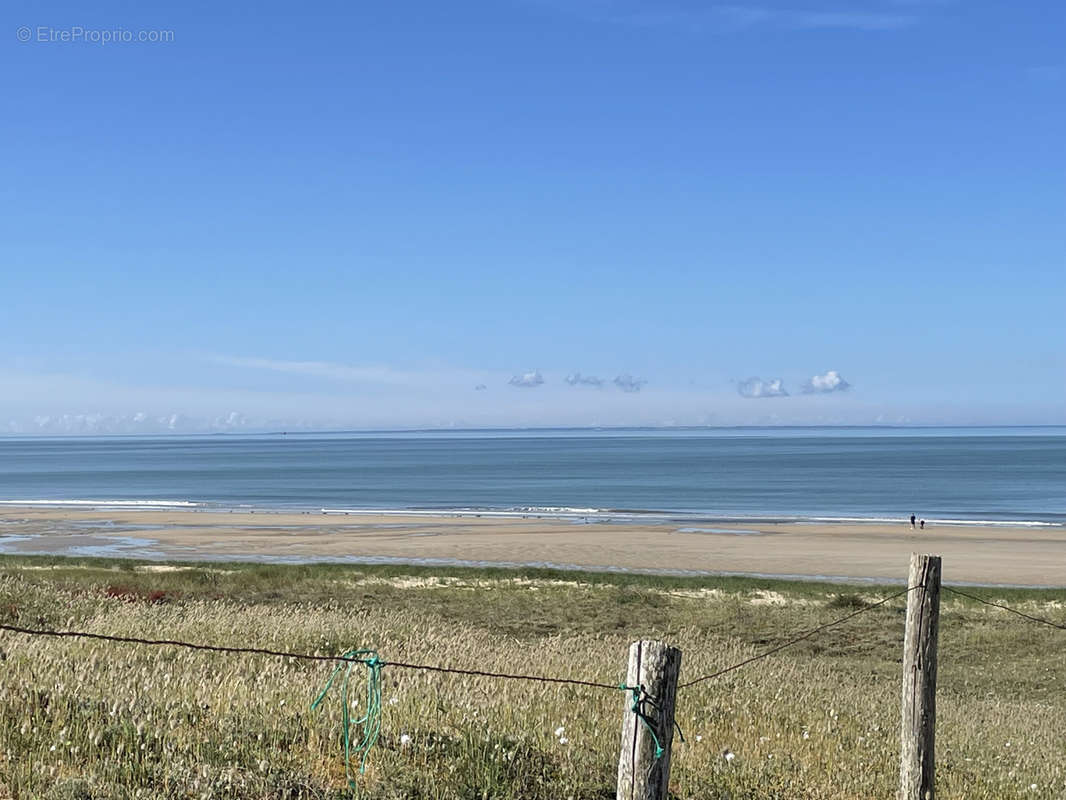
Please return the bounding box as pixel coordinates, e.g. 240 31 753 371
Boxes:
1 507 1064 586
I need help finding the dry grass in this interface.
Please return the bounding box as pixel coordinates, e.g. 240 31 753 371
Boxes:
0 558 1063 799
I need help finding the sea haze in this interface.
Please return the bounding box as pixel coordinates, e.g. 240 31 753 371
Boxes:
1 428 1064 525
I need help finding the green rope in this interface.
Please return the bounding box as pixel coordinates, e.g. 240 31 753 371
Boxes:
311 650 384 789
619 684 685 759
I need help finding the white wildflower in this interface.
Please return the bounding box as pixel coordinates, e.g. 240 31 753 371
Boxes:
399 734 412 747
554 726 566 737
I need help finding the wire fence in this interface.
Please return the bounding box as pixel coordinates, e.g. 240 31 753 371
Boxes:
0 579 1062 789
0 584 917 691
1 584 1061 695
942 586 1066 630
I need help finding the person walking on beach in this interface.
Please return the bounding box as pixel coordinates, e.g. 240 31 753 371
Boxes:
910 514 916 529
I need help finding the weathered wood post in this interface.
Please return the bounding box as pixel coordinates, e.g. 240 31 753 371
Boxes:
900 553 942 800
617 640 681 800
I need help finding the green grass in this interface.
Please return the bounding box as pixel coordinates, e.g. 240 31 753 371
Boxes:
0 555 1064 799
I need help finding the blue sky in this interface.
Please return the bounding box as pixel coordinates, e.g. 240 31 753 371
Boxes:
2 0 1063 432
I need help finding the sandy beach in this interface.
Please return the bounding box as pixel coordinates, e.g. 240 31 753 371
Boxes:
1 506 1064 586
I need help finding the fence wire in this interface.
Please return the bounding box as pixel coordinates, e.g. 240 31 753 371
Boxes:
0 584 918 691
944 586 1066 630
679 585 916 689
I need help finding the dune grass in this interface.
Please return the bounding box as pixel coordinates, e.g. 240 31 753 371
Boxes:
0 556 1063 799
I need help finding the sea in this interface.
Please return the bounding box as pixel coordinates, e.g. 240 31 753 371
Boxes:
1 427 1065 527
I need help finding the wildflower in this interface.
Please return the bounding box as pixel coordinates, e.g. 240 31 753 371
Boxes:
802 730 810 740
558 737 569 745
723 748 735 762
695 735 703 743
554 726 566 737
389 696 399 706
399 734 412 747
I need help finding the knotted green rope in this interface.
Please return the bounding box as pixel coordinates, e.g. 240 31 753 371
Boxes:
311 650 384 789
620 684 685 759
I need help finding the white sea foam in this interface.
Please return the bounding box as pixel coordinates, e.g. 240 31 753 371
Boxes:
2 500 1056 528
318 508 1063 528
805 515 1060 528
0 499 200 509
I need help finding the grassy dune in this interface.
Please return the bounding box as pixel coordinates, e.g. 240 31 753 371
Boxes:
0 557 1063 799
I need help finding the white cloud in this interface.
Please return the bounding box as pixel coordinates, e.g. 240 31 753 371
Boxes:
802 370 851 394
15 411 254 435
737 377 789 398
613 374 647 393
216 410 249 428
509 370 545 388
565 373 605 387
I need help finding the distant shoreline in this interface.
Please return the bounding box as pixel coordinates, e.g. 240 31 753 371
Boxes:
3 506 1066 588
3 423 1066 438
0 500 1062 528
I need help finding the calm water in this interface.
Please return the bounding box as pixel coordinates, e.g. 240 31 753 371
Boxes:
1 428 1065 525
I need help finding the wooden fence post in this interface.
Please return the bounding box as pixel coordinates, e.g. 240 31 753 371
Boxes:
900 553 941 800
616 640 681 800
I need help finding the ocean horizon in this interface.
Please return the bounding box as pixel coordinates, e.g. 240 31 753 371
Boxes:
2 426 1064 526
